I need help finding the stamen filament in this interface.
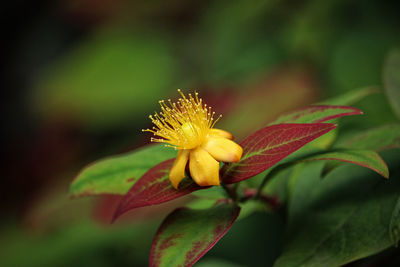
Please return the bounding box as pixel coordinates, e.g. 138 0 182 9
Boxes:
143 90 220 150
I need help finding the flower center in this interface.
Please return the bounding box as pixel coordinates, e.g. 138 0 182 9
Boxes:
143 90 221 150
180 122 204 149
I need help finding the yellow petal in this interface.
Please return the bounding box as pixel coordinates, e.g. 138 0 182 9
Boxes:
189 148 220 186
203 137 243 163
169 149 190 189
209 128 234 140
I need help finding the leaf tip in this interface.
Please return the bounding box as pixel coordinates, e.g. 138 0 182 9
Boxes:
377 155 390 179
326 123 338 130
383 170 390 179
350 106 364 115
68 184 81 199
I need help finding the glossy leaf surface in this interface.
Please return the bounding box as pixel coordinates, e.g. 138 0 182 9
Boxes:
336 124 400 152
275 161 400 267
70 144 176 197
301 150 389 178
150 202 240 267
113 159 204 221
221 123 336 184
269 105 362 125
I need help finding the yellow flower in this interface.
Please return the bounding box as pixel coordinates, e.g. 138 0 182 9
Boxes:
143 90 243 189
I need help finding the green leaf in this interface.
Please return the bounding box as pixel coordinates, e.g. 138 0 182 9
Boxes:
237 200 270 221
191 186 227 200
268 105 362 125
186 198 217 210
318 86 378 105
301 150 389 178
390 196 400 246
384 50 400 119
150 201 240 267
336 124 400 152
195 258 246 267
70 144 176 197
274 162 400 267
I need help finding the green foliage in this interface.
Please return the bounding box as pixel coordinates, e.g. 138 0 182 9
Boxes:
70 144 176 196
301 150 389 178
150 202 240 267
275 161 400 267
384 50 400 119
390 196 400 246
336 124 400 151
319 86 378 105
5 0 400 266
269 105 362 125
0 220 158 267
68 89 398 266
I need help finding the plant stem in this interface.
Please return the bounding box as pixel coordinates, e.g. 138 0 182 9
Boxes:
255 149 338 199
255 162 294 199
221 183 237 201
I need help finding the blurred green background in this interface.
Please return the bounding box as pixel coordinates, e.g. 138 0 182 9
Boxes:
1 0 399 266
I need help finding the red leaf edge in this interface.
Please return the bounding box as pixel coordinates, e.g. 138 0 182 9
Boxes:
269 105 363 125
70 143 166 198
149 202 241 267
221 123 337 184
310 105 363 122
303 154 389 178
112 159 206 222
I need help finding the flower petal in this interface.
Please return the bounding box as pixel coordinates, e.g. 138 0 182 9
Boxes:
209 128 234 140
189 148 220 186
169 149 190 189
203 137 243 163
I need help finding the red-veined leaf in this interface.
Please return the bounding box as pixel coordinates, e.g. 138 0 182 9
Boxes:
268 105 362 125
150 201 240 267
113 159 205 222
221 123 337 184
301 150 389 178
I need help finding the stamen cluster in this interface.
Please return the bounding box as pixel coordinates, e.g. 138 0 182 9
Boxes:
143 89 220 149
144 90 242 189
